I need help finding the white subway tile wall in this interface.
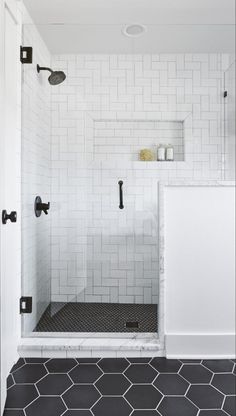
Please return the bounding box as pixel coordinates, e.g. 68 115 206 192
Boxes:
50 53 228 304
21 22 51 332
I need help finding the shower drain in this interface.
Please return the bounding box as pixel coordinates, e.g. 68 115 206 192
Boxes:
125 321 139 329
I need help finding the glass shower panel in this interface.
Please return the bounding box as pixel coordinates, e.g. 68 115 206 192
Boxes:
21 23 52 335
21 24 159 335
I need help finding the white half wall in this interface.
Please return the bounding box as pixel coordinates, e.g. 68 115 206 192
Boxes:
164 185 235 358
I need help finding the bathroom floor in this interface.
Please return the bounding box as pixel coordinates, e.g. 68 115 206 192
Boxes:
34 302 158 333
4 358 236 416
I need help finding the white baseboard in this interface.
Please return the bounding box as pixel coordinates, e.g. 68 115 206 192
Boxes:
165 333 236 359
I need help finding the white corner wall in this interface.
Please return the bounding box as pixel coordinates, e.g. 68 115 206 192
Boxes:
164 185 235 358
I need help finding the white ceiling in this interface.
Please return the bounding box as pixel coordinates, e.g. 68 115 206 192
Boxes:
23 0 235 53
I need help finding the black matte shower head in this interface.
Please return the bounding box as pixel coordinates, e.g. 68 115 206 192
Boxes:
37 64 66 85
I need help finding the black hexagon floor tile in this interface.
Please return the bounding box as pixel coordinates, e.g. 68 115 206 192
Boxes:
13 364 47 384
5 385 38 409
95 373 131 395
11 359 25 373
46 359 77 373
25 358 49 364
154 373 189 395
7 374 14 389
132 412 161 416
150 358 181 373
63 412 92 415
25 396 66 416
223 395 236 416
37 373 72 395
199 411 229 415
125 364 157 383
128 358 151 363
63 385 100 409
157 396 198 416
202 360 234 373
211 373 236 395
180 364 212 384
125 385 162 409
98 358 129 373
69 364 102 383
187 385 224 409
4 358 236 416
92 397 132 416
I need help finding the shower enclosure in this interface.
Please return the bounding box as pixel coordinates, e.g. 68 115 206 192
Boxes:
21 22 235 337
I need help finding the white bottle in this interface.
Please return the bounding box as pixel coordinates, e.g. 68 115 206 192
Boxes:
166 144 174 161
157 144 165 161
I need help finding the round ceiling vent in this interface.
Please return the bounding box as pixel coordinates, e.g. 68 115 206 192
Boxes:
122 23 147 38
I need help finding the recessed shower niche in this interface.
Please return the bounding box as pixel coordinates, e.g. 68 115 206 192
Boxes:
93 119 184 162
85 112 192 165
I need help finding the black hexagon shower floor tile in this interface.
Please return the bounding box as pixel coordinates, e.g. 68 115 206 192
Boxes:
4 358 236 416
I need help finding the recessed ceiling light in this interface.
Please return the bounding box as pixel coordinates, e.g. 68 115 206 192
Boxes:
122 23 147 38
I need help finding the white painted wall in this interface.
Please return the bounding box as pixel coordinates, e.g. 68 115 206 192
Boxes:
164 185 235 358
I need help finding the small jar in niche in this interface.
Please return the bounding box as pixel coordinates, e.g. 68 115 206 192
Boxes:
166 144 174 161
157 144 165 161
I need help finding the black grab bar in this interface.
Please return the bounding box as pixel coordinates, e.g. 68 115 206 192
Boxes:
118 180 124 209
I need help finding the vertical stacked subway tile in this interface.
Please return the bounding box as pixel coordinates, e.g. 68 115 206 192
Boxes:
50 54 228 304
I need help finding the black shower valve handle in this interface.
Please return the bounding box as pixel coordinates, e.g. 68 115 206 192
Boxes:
34 196 50 217
40 202 50 215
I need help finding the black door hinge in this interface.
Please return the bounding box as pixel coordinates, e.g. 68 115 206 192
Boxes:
224 91 228 98
20 297 32 314
20 46 33 64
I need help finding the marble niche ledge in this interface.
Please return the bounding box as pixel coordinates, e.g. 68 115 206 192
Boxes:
18 334 164 358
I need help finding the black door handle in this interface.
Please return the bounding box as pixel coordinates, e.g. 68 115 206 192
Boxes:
118 180 124 209
2 210 17 224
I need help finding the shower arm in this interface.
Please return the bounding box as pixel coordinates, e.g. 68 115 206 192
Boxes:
37 64 53 74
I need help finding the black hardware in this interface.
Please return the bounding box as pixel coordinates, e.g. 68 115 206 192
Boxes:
37 64 66 86
20 46 33 64
37 64 52 73
125 321 139 329
224 91 228 98
20 297 32 314
2 210 17 224
34 196 50 217
118 180 124 209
